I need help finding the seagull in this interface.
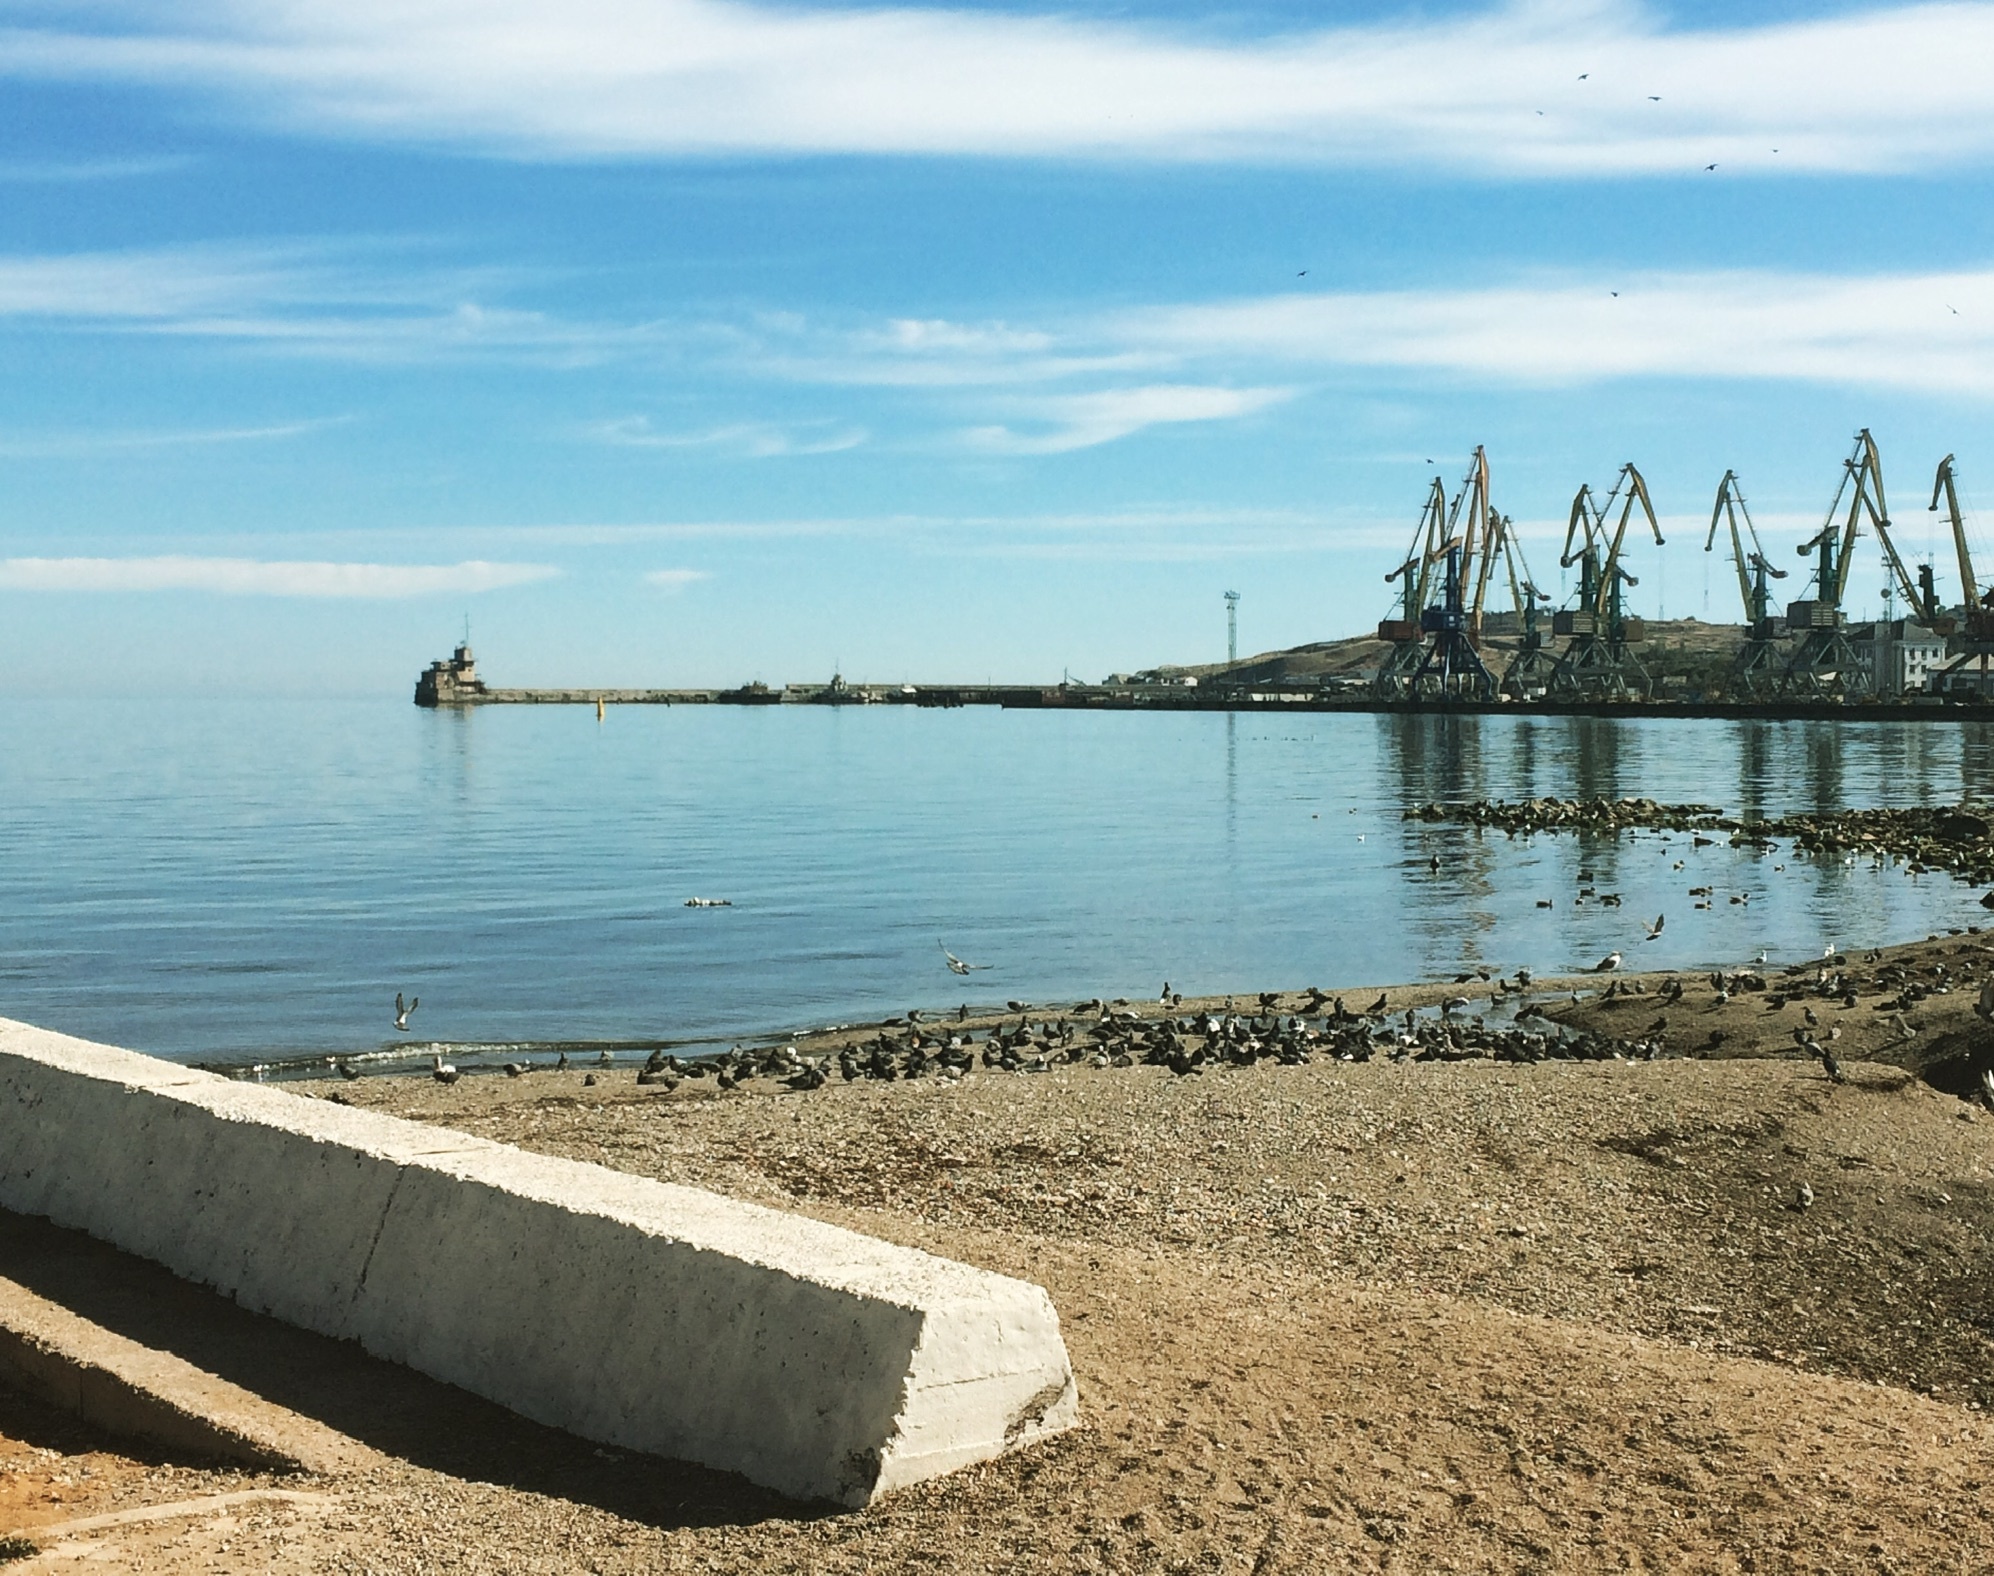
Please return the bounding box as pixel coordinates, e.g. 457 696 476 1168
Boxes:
393 992 418 1032
1705 162 1718 171
1642 914 1665 941
1648 94 1660 100
431 1055 459 1085
1593 951 1623 973
940 942 992 976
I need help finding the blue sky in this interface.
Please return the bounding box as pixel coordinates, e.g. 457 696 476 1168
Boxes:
4 0 1994 693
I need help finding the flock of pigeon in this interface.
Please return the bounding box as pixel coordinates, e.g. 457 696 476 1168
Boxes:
589 975 1679 1098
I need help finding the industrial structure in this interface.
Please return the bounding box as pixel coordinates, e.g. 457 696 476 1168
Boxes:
1703 470 1787 697
1362 427 1994 708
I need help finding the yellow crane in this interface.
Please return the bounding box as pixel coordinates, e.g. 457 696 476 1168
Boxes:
1930 453 1980 616
1783 430 1894 697
1550 463 1663 699
1703 470 1787 696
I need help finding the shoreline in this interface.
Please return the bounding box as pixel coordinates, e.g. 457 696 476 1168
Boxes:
280 926 1992 1103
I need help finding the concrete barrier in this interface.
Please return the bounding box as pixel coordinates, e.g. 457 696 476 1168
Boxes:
0 1019 1078 1504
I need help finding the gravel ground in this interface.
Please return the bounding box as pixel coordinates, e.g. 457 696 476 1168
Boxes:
4 934 1993 1573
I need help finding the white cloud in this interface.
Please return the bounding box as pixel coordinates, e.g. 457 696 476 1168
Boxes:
4 0 1994 174
642 567 713 588
1117 267 1994 393
964 384 1293 453
0 417 346 457
592 416 866 456
0 154 194 181
0 556 558 597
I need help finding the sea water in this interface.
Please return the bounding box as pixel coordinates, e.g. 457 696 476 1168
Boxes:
2 697 1990 1069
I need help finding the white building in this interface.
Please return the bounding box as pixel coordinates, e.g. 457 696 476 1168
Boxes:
1849 620 1947 697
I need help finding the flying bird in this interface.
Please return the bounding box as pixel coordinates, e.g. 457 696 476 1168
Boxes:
393 992 418 1032
1648 94 1660 100
1642 914 1665 941
940 941 992 975
1705 162 1718 171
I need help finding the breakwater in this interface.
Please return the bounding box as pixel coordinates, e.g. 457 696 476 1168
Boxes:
422 681 1990 722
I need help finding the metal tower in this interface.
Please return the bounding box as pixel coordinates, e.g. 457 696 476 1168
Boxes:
1225 590 1240 666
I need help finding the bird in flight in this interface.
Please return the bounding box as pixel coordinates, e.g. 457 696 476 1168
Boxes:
1648 95 1661 101
1705 163 1718 171
394 992 418 1032
1642 914 1665 941
940 941 992 975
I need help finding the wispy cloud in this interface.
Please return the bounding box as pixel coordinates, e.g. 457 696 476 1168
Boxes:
642 567 712 589
0 417 347 458
1117 267 1994 393
0 154 194 182
591 415 866 456
0 557 558 597
963 383 1294 454
3 0 1993 174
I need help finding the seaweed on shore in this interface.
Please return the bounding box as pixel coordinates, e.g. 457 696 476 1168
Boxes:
1407 797 1994 884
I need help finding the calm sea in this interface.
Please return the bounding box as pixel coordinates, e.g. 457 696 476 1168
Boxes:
2 698 1990 1070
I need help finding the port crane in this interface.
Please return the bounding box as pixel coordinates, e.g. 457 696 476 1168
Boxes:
1931 453 1994 692
1373 475 1450 698
1703 470 1787 697
1373 449 1499 700
1488 511 1555 696
1548 463 1663 699
1780 428 1906 696
1931 453 1985 626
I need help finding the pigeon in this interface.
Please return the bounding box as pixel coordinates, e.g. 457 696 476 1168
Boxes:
941 942 992 975
394 992 418 1032
1794 1181 1814 1210
1593 951 1623 973
1642 914 1665 941
336 1060 360 1081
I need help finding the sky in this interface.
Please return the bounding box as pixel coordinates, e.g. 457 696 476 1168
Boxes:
4 0 1994 693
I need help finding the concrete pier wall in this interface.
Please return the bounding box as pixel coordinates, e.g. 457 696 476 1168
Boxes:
0 1019 1078 1504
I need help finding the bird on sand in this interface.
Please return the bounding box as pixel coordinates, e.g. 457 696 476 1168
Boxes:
336 1060 360 1081
1365 992 1389 1017
1642 914 1665 941
1593 951 1623 972
431 1054 459 1085
393 992 418 1031
940 942 992 975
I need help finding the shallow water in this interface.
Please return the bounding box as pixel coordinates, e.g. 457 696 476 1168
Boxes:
2 699 1991 1068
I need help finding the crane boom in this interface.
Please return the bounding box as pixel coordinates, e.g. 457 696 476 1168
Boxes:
1705 471 1755 615
1592 463 1664 617
1931 453 1979 610
1849 429 1926 617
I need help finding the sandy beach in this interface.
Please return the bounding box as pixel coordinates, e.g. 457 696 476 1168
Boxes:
4 933 1993 1573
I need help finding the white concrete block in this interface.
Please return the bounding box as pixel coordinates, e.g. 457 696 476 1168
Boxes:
0 1018 1078 1504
